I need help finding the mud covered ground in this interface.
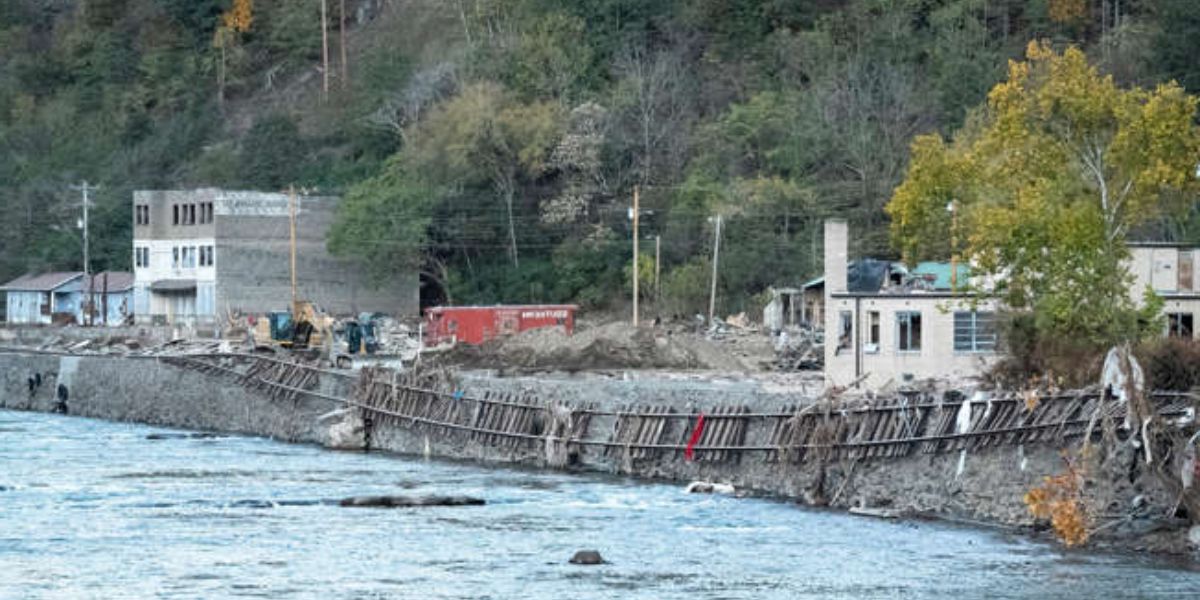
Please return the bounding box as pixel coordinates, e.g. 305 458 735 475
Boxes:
433 321 775 373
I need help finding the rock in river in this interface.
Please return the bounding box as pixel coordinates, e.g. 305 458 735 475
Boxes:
569 550 605 565
338 495 485 508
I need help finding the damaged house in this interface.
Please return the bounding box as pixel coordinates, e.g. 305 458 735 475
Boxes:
822 220 998 388
822 221 1200 389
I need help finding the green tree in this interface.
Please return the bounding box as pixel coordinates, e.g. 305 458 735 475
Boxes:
407 82 564 266
237 113 308 189
327 158 438 283
888 41 1200 343
1153 0 1200 93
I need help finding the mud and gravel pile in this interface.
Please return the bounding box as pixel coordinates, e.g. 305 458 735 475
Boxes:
436 322 751 372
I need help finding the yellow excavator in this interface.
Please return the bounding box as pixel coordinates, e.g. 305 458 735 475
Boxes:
252 301 334 352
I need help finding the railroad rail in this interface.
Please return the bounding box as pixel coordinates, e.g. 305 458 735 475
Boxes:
145 351 1198 464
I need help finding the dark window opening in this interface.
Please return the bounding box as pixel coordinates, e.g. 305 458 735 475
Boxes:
897 311 922 352
837 310 853 354
867 310 880 351
1168 313 1193 338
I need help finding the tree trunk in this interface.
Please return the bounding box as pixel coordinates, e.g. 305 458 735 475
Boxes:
217 40 226 109
340 0 349 90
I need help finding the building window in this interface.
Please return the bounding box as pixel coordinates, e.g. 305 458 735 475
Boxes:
180 246 197 268
173 205 179 225
172 247 180 268
189 204 196 225
896 311 922 352
134 247 149 268
199 245 215 267
198 202 214 224
135 205 149 226
954 311 997 352
866 311 880 352
1168 313 1193 338
836 311 853 354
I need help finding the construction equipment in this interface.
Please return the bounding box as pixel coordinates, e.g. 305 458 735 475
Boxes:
251 301 334 352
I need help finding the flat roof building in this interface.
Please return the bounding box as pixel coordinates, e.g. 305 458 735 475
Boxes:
132 189 417 325
822 222 1200 389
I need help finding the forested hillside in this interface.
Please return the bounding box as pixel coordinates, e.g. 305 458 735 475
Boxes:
2 0 1198 313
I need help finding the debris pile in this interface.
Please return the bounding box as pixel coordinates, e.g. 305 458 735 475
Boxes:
771 327 824 371
437 321 750 372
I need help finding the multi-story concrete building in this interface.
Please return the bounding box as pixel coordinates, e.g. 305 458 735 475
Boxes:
132 189 418 325
822 221 1200 389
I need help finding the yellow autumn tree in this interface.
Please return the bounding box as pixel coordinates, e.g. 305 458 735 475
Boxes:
887 41 1200 344
223 0 254 32
214 0 255 107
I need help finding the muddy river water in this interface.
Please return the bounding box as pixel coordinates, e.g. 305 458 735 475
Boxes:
1 409 1198 599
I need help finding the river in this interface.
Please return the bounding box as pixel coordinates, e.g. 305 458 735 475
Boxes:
1 409 1197 599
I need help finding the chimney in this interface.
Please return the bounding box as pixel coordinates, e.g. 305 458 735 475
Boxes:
824 219 848 294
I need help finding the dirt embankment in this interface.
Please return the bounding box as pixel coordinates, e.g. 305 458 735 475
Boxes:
435 322 753 372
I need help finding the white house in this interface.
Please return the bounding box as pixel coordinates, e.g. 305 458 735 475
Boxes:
822 221 1200 389
822 221 999 389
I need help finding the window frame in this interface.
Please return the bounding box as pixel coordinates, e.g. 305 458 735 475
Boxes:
954 311 998 353
865 310 880 353
896 311 922 353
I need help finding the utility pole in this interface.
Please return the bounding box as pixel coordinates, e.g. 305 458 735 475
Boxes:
708 214 722 326
654 234 661 301
632 185 640 327
949 199 958 291
289 185 299 316
70 181 94 326
320 0 330 99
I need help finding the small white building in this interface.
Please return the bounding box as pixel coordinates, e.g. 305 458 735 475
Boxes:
821 222 1200 389
1128 243 1200 338
822 221 998 389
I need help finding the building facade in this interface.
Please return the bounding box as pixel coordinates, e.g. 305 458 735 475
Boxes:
1 272 84 325
822 223 1200 389
822 221 999 388
0 271 132 326
1128 243 1200 339
132 189 418 325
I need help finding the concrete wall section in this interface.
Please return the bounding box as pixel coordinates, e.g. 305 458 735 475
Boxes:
0 354 342 443
133 189 218 241
214 198 417 317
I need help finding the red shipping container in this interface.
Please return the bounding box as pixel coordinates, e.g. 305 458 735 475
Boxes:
423 305 577 346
